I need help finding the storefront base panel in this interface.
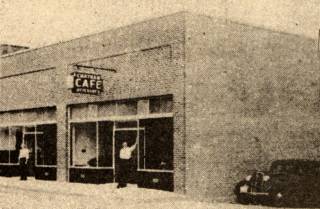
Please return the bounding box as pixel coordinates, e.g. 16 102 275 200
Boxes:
69 168 114 184
35 167 57 181
0 165 20 177
137 171 174 191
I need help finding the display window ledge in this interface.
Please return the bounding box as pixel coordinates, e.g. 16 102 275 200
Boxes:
69 166 113 170
138 169 174 173
0 163 19 166
35 165 57 168
0 120 57 128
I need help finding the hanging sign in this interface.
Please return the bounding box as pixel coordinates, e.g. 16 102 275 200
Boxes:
71 72 103 95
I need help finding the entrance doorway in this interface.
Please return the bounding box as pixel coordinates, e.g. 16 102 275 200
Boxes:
114 130 138 184
23 133 36 176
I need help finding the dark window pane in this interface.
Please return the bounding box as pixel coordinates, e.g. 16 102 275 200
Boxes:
160 98 173 113
138 130 145 169
25 126 35 132
0 127 10 163
36 124 57 165
139 118 173 170
149 98 160 113
149 96 173 113
9 127 22 164
115 121 137 129
98 121 113 167
0 151 9 163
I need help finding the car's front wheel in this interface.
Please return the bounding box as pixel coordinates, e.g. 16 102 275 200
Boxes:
272 192 285 208
234 180 251 204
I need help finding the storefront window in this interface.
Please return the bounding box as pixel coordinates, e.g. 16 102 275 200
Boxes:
71 122 113 167
0 127 10 163
69 96 174 170
139 118 173 170
9 127 23 164
0 127 22 164
36 124 57 166
72 123 96 167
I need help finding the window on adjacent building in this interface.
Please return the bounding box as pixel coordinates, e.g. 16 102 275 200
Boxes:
139 117 173 170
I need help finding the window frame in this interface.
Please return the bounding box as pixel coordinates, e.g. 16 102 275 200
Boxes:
137 117 174 173
70 121 114 169
68 95 174 173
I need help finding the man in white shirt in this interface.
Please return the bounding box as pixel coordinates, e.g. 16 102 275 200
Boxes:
19 143 30 180
117 141 137 188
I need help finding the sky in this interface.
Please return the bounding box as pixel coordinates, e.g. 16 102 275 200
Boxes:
0 0 320 48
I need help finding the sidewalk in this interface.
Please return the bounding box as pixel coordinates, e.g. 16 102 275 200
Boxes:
0 177 181 201
0 177 271 209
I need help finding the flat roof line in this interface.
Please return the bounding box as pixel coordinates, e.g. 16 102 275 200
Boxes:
0 11 188 59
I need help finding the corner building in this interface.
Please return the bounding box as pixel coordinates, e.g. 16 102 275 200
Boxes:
0 12 319 202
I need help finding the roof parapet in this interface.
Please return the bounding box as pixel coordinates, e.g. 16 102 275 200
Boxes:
0 44 29 56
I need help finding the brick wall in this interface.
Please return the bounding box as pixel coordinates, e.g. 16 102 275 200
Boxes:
0 12 187 188
0 12 186 110
184 13 320 202
4 11 320 201
0 68 58 111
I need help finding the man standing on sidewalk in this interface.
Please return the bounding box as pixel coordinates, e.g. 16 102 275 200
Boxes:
19 143 30 181
117 140 137 188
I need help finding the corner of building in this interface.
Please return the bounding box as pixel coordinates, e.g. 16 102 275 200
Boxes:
183 12 320 203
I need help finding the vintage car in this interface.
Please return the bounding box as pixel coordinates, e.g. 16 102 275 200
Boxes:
234 160 320 208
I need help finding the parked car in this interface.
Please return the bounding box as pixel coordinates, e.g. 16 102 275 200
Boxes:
234 159 320 208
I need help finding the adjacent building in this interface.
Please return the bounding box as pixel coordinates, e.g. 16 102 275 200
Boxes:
0 12 319 202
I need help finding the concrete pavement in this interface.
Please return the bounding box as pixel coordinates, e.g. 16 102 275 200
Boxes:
0 177 284 209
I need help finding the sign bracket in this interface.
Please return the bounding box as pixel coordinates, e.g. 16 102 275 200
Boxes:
74 64 116 72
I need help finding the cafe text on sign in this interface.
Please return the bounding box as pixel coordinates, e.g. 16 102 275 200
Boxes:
71 72 103 95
